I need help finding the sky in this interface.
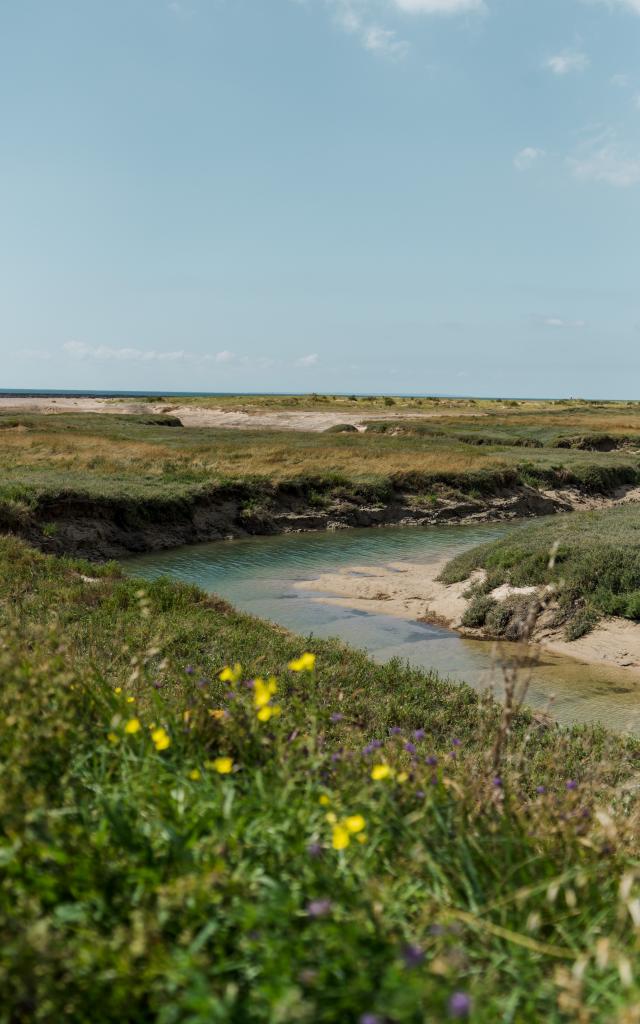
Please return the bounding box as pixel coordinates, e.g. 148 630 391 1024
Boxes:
1 0 640 398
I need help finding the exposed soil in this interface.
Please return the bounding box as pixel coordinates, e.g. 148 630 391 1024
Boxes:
4 480 640 562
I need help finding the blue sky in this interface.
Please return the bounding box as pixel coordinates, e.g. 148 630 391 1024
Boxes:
1 0 639 397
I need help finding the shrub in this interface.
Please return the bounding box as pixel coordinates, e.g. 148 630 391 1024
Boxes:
461 594 497 627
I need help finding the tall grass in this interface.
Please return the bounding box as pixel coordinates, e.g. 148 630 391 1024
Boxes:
2 536 640 1021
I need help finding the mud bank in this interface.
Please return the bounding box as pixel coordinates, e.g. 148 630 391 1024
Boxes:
3 479 639 562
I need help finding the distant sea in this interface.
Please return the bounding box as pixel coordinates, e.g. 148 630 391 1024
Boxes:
0 389 579 400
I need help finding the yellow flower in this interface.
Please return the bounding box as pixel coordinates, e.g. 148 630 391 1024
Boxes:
345 814 366 834
371 764 392 781
219 663 242 684
257 704 281 722
211 756 233 775
107 731 119 745
319 794 331 807
124 718 141 734
254 676 278 709
151 727 171 751
325 811 337 824
288 652 316 673
126 696 135 704
332 824 350 850
114 687 122 695
209 709 226 720
189 769 201 781
397 771 409 784
356 833 368 845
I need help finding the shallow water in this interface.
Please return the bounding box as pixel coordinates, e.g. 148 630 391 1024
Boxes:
125 523 640 735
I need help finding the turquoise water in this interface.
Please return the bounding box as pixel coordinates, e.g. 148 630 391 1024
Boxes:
125 522 640 734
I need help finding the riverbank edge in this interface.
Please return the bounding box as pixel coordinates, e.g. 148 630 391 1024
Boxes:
3 477 640 561
297 553 640 675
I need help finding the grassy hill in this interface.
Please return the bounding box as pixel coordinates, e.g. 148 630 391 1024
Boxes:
1 534 640 1022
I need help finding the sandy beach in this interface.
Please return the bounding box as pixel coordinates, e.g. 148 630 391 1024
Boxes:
297 555 640 675
0 395 485 432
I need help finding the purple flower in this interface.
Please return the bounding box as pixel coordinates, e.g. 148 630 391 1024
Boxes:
359 1016 383 1024
389 727 402 736
566 780 578 791
197 678 208 689
413 728 426 741
330 712 344 723
401 943 425 969
307 842 323 858
493 776 503 788
331 752 342 763
448 992 472 1018
416 789 425 798
536 785 546 795
185 666 195 676
363 740 383 756
306 899 332 918
404 742 417 755
426 755 438 767
452 737 462 747
153 680 163 690
430 774 438 786
449 751 457 760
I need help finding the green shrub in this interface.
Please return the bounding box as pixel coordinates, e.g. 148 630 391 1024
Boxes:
461 594 497 627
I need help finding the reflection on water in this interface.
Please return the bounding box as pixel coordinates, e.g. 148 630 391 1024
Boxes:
124 522 640 735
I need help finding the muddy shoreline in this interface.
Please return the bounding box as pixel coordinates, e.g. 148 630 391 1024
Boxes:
298 555 640 676
4 480 640 561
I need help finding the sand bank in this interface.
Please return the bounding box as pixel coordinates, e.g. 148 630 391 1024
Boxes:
296 556 640 675
0 395 486 432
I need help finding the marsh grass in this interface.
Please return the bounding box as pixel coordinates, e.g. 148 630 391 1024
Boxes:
0 411 639 508
439 505 640 636
2 535 640 1021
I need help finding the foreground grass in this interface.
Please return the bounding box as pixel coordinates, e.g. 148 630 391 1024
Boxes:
2 535 640 1022
439 505 640 639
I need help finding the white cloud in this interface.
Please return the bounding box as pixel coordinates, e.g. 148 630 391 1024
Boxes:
514 147 545 171
611 73 631 87
63 341 189 362
545 50 589 76
314 0 485 58
589 0 640 12
213 350 236 363
296 353 319 366
362 24 409 57
330 2 409 58
392 0 484 11
541 317 587 329
569 137 640 186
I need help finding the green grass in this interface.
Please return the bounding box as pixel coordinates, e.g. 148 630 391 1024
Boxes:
2 534 640 1021
439 504 640 637
1 410 639 508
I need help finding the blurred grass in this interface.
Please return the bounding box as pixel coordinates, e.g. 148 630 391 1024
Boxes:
2 534 640 1022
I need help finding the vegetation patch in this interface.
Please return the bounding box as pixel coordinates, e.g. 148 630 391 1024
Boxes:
2 535 640 1021
439 505 640 638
